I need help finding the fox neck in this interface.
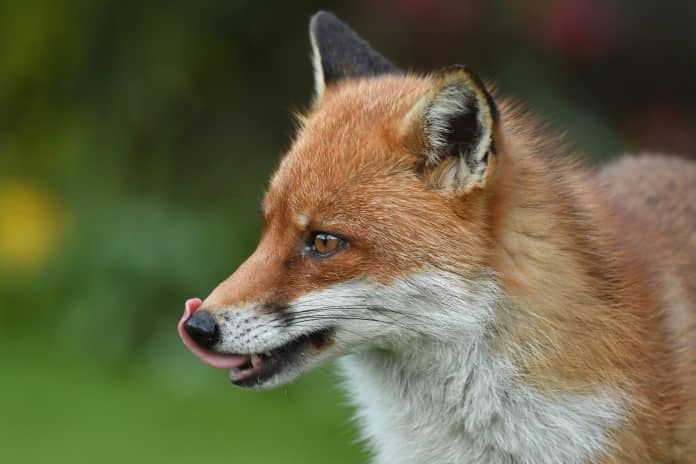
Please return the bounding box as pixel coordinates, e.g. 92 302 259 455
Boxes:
339 135 649 463
340 316 624 464
487 131 667 396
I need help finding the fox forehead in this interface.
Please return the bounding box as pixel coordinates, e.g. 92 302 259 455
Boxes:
263 75 430 222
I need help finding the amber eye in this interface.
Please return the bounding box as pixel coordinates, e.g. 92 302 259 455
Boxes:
310 232 344 256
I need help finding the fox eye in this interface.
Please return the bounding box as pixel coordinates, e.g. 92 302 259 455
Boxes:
309 232 345 257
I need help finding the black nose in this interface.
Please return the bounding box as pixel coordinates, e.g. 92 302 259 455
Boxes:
184 310 220 350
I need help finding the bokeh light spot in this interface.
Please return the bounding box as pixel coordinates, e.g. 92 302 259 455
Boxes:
0 180 66 273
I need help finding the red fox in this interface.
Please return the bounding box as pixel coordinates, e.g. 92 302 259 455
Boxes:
178 11 696 463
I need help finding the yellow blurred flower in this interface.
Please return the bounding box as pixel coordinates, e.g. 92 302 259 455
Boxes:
0 180 66 272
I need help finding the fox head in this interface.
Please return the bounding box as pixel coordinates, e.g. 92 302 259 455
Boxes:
179 11 503 389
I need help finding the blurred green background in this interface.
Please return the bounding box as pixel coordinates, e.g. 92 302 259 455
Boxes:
1 1 695 462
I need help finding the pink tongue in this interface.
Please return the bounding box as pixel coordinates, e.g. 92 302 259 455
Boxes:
178 298 250 369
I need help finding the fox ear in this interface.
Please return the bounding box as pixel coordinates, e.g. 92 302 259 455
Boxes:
309 11 400 99
406 65 499 193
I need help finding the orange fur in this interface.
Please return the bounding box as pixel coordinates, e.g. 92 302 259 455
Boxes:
202 74 696 462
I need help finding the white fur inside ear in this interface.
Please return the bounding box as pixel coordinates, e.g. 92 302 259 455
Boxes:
310 31 325 100
420 77 494 191
424 84 474 163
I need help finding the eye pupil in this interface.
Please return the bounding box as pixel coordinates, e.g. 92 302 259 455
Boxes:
313 233 339 255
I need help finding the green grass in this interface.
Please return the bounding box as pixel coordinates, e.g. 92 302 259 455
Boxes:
0 346 368 464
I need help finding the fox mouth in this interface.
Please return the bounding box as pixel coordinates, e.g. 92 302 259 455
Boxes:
178 298 334 388
229 327 334 387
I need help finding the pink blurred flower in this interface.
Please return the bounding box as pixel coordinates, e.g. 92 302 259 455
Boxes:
525 0 622 61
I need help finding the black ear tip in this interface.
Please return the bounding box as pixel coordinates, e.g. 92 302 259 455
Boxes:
311 10 337 22
310 10 342 34
309 10 400 86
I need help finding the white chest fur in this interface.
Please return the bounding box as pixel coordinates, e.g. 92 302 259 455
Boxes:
340 340 624 464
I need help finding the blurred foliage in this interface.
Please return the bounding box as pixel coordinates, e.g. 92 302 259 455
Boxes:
0 0 695 462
